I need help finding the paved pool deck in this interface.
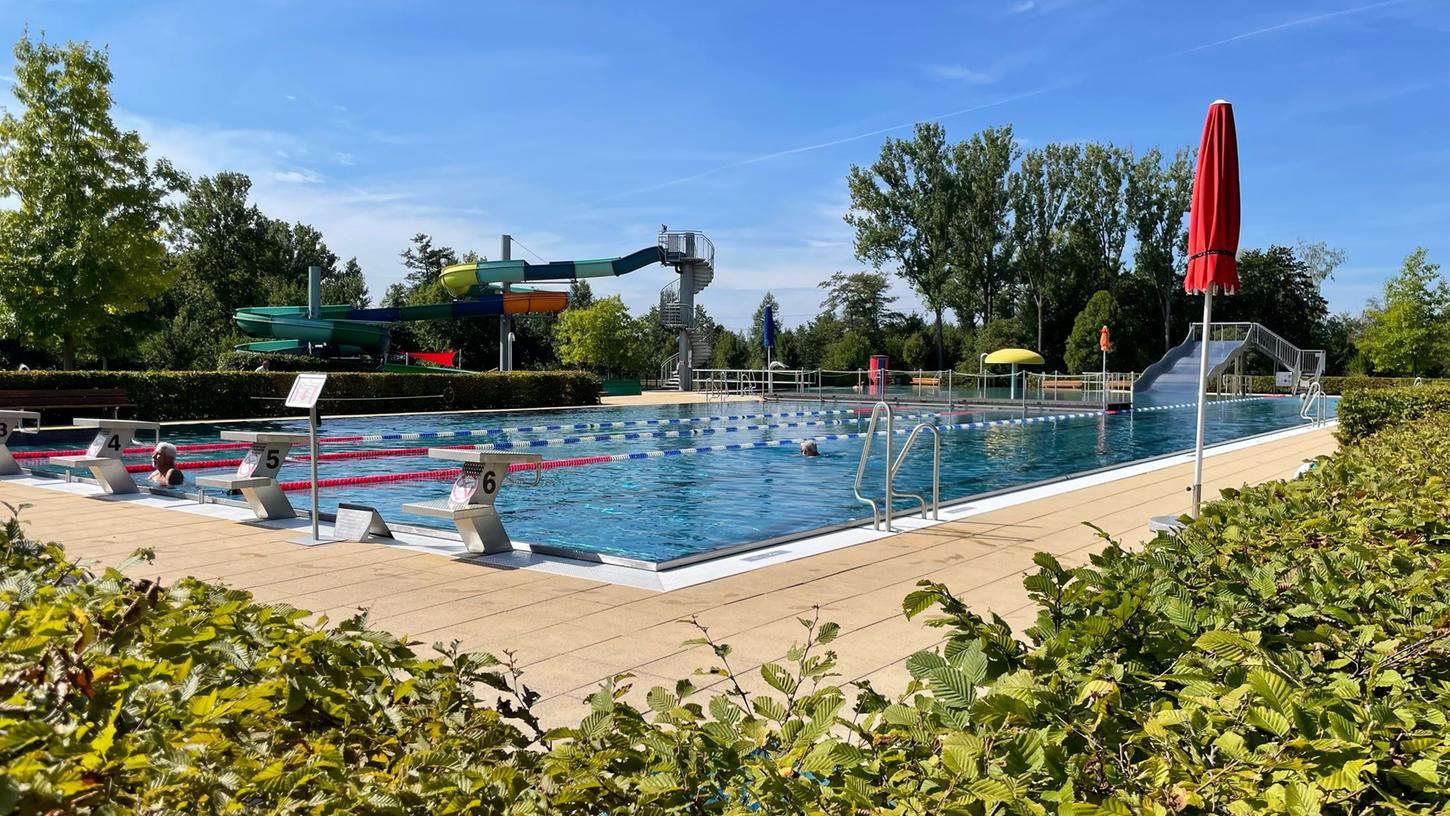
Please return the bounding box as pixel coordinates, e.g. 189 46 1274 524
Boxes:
0 421 1336 729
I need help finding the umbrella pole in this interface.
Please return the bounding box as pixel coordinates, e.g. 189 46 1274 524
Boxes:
1191 286 1215 517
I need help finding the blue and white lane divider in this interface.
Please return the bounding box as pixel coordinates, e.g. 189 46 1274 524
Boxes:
321 406 966 444
329 397 1281 446
569 409 1109 464
449 412 954 451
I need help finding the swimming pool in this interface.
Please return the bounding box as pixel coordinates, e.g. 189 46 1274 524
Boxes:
15 396 1333 565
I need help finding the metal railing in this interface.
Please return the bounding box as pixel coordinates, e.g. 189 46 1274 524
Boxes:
891 423 940 521
659 229 715 268
853 402 893 531
1300 380 1326 425
1187 321 1326 386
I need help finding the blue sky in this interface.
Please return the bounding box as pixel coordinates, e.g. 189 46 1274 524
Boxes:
2 0 1445 331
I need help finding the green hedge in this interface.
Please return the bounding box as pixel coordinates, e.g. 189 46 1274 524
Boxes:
0 369 600 422
1244 374 1450 395
1335 383 1450 444
215 351 380 372
4 402 1450 811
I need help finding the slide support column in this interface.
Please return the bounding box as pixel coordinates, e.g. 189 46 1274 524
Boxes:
499 235 512 372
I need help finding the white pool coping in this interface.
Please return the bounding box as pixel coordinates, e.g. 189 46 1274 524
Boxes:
3 418 1336 592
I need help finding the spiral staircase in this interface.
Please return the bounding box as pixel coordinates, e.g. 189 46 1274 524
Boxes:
656 230 715 390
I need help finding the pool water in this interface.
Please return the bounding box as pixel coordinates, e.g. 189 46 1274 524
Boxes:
15 397 1334 565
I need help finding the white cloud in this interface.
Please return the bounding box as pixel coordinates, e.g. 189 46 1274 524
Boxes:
284 94 297 101
1010 1 1036 13
333 152 355 166
270 169 324 184
925 64 997 84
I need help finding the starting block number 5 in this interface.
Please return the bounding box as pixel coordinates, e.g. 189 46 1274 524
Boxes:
86 431 123 457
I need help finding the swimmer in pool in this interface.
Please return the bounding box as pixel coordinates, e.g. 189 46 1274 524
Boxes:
147 442 185 487
800 440 820 457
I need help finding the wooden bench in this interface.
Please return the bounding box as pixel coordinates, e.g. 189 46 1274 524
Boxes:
909 377 940 386
0 388 133 419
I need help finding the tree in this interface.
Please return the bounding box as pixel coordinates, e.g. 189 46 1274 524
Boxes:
818 271 897 344
967 316 1033 365
1358 248 1448 377
1065 290 1115 373
1071 143 1133 294
1128 146 1194 352
846 122 958 368
400 233 459 291
950 125 1018 327
0 34 180 368
554 296 650 376
1294 239 1347 284
821 331 874 371
1216 246 1328 349
1010 144 1078 351
569 279 595 308
711 330 751 369
326 258 370 308
748 292 780 367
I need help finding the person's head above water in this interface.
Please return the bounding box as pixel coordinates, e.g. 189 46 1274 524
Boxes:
800 440 820 457
152 441 178 468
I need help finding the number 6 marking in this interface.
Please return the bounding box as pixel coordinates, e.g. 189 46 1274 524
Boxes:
481 470 497 494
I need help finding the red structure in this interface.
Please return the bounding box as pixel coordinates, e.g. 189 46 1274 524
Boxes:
868 355 889 396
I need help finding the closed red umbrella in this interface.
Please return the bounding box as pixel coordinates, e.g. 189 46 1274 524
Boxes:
1186 100 1241 517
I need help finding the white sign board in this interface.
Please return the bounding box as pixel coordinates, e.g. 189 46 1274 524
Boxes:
1274 371 1293 388
334 503 392 541
285 373 328 409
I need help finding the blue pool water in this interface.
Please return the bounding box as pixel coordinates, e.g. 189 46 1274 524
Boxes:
16 396 1334 564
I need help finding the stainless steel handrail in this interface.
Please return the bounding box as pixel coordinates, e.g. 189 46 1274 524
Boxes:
853 401 893 531
891 423 940 521
1299 380 1324 424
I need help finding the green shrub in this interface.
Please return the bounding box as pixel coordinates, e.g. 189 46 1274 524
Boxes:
1336 383 1450 443
0 370 600 422
4 412 1450 812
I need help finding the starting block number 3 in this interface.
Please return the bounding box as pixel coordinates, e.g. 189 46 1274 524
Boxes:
86 432 123 457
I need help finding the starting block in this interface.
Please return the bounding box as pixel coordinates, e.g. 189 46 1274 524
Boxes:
197 431 309 520
49 418 160 494
402 448 543 554
0 410 40 476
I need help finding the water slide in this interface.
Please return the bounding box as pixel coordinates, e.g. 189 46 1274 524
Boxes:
233 244 671 357
439 247 666 298
1132 335 1249 405
1133 322 1325 405
234 292 568 355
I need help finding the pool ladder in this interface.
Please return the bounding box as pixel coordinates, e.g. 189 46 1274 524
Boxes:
1299 380 1326 425
853 402 941 532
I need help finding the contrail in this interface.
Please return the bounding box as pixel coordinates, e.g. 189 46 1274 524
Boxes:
590 0 1411 205
1163 0 1412 58
596 83 1068 202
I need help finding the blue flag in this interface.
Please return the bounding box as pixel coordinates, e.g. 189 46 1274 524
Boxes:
762 306 775 349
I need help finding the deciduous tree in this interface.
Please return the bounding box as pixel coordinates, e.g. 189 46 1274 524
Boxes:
1010 144 1078 351
951 125 1018 327
1358 248 1447 377
1128 146 1193 352
0 34 180 368
846 123 958 368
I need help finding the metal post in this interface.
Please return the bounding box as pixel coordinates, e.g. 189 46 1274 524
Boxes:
499 235 512 371
309 405 321 541
1191 288 1215 517
307 265 322 355
1102 349 1107 411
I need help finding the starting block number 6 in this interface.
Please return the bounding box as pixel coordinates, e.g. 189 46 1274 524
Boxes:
86 431 122 457
449 466 499 504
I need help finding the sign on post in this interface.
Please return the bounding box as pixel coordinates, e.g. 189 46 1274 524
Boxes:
285 373 328 409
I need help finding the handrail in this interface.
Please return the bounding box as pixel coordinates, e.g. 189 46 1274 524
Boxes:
891 423 940 521
1299 380 1324 424
853 401 892 531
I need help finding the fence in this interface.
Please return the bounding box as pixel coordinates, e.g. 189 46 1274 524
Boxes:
690 367 1136 407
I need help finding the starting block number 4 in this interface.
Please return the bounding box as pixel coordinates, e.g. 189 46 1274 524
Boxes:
85 431 123 458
